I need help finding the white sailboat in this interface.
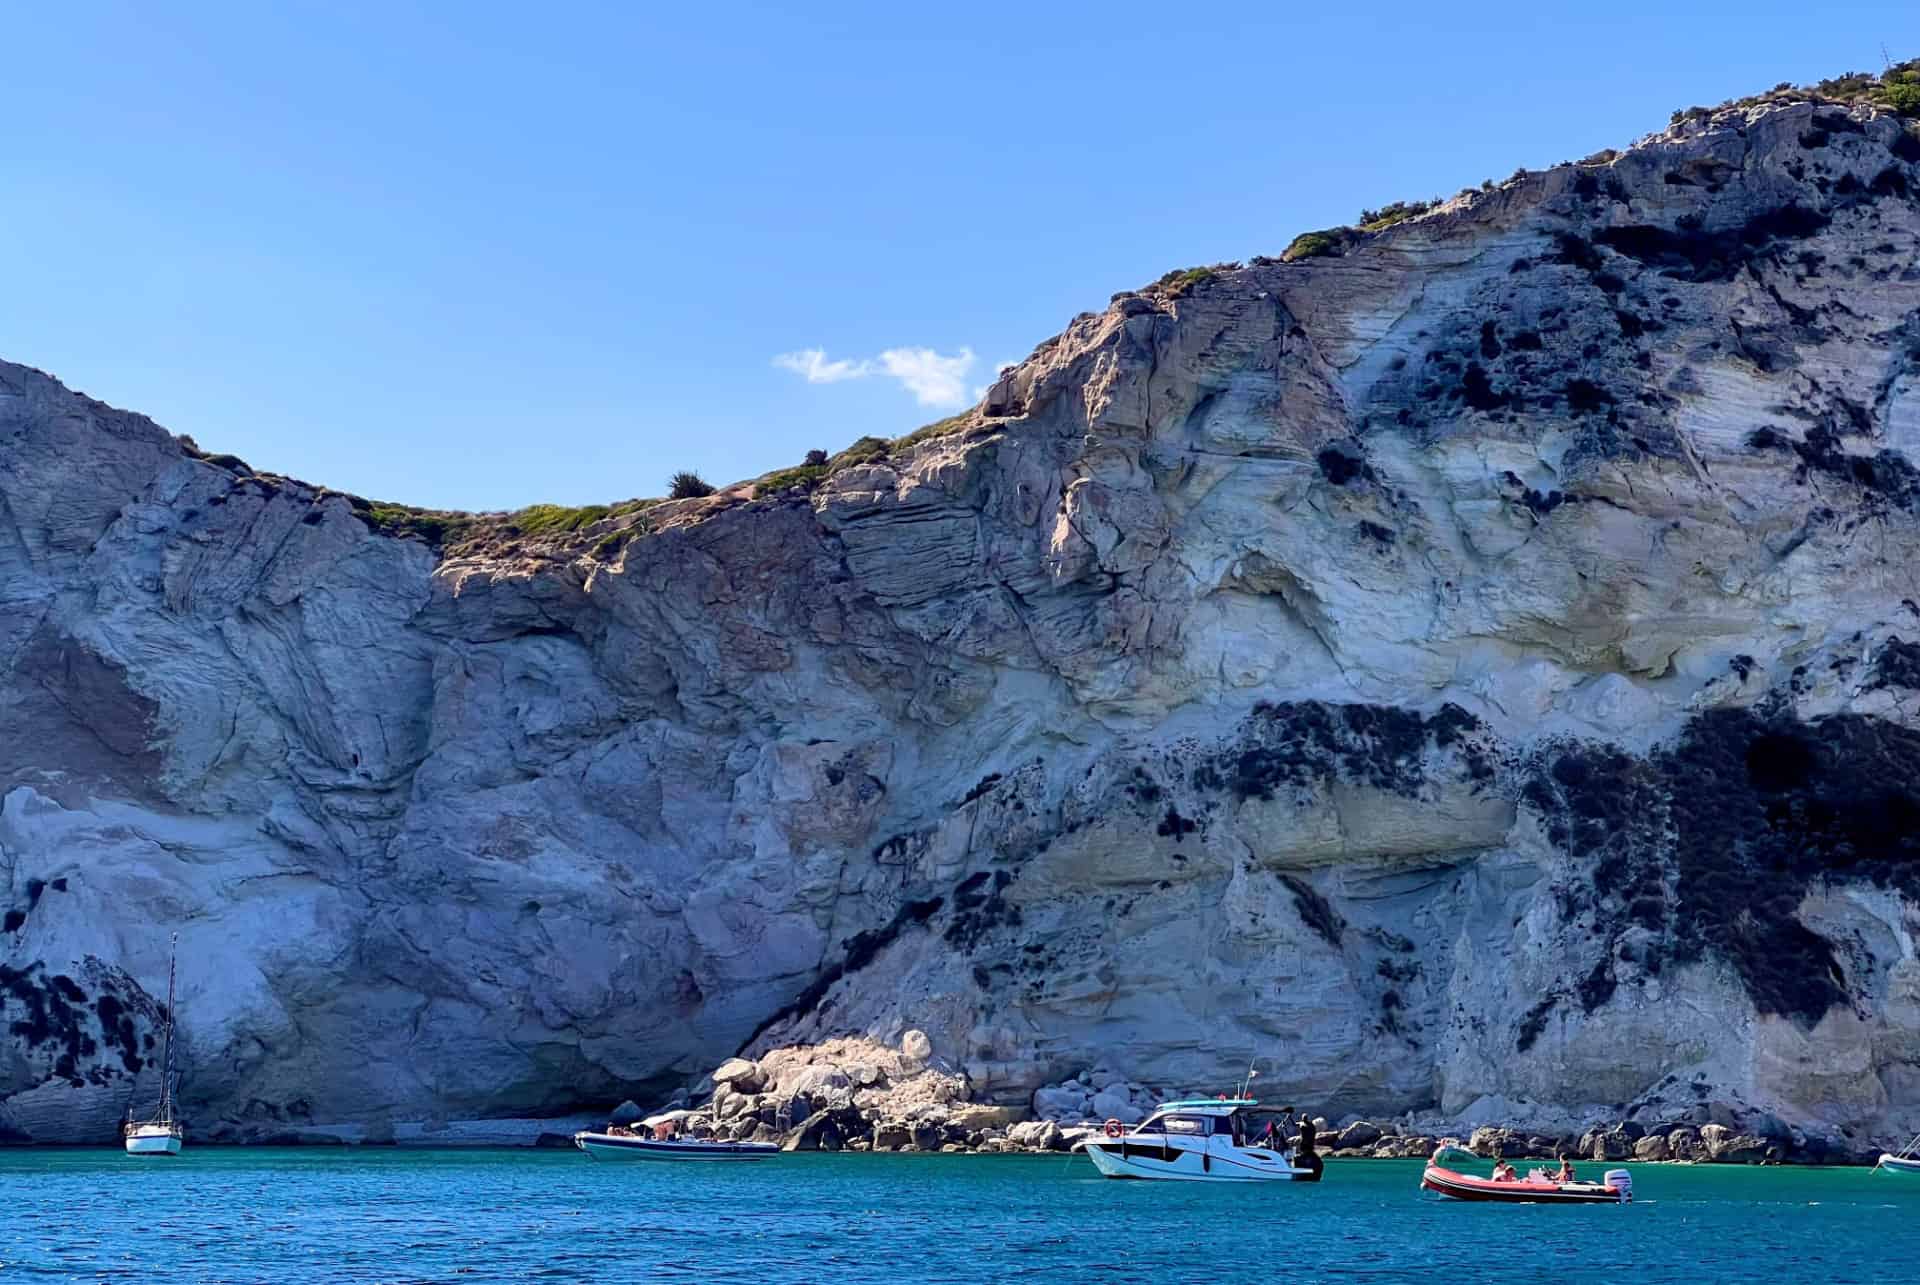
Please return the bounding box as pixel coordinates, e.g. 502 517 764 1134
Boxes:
123 933 183 1157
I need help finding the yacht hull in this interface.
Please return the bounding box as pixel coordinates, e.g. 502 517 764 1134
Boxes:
1877 1154 1920 1175
1079 1139 1313 1182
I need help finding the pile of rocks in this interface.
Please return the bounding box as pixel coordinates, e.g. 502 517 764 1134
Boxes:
627 1032 1061 1154
1029 1069 1167 1125
1317 1115 1878 1166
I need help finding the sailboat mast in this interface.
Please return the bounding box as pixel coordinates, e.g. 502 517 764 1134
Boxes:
158 932 177 1122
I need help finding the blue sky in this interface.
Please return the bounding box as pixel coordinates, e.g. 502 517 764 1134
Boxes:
2 3 1915 511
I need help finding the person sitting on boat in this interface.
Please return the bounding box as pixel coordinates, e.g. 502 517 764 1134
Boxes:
1552 1156 1575 1182
1491 1159 1518 1182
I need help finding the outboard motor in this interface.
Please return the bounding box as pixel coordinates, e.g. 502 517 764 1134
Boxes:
1297 1150 1325 1183
1604 1169 1633 1203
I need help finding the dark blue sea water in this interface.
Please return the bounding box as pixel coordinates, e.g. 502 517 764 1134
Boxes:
1 1149 1910 1283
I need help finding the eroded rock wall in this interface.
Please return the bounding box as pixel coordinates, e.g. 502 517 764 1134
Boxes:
5 97 1920 1142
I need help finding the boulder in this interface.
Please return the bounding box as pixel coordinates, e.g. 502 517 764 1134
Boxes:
780 1065 851 1101
949 1104 1028 1131
1090 1088 1144 1124
1470 1126 1534 1158
1337 1121 1383 1150
1089 1069 1125 1091
902 1030 933 1062
1700 1124 1733 1156
782 1107 863 1153
712 1058 765 1093
1710 1133 1772 1164
1632 1134 1668 1162
1008 1120 1065 1151
1667 1126 1703 1161
848 1063 884 1087
608 1100 644 1125
872 1121 912 1151
1582 1127 1629 1161
1033 1085 1090 1120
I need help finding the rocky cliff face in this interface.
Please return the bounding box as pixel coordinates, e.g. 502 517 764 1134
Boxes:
7 94 1920 1145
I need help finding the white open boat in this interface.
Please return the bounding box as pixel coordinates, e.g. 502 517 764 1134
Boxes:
1875 1133 1920 1175
123 933 184 1157
573 1128 779 1162
1072 1098 1323 1182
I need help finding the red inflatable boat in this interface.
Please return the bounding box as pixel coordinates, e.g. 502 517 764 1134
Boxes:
1421 1162 1632 1204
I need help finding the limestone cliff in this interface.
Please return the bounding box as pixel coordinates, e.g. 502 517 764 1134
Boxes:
7 89 1920 1146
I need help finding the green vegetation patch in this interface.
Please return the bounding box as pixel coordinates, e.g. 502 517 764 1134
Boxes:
1152 262 1241 297
509 503 609 536
1678 58 1920 123
1357 199 1437 232
831 435 892 469
358 502 475 547
757 463 829 494
894 411 976 451
1281 229 1348 262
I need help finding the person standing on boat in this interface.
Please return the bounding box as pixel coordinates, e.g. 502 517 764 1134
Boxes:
1296 1112 1317 1157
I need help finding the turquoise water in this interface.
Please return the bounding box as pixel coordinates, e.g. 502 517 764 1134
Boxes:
2 1149 1912 1282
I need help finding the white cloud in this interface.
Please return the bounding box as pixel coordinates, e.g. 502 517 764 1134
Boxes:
874 346 975 407
772 345 978 408
771 348 871 384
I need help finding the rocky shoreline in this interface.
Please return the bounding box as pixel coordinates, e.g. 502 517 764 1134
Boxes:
580 1035 1895 1167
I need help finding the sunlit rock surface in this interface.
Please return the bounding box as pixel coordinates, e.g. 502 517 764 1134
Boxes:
6 98 1920 1143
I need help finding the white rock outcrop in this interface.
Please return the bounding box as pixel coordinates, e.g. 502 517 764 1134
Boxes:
4 96 1920 1144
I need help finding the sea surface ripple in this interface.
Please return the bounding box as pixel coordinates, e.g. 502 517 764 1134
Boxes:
0 1149 1911 1283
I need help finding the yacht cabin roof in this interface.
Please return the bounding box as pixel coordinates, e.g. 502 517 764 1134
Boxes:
1150 1098 1260 1116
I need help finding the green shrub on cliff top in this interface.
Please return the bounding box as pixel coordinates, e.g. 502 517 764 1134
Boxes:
1888 70 1920 116
667 470 715 499
757 463 828 494
1281 229 1347 262
1357 199 1436 232
830 436 891 469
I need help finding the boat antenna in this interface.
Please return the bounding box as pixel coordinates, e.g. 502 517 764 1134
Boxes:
1238 1060 1260 1101
158 932 177 1125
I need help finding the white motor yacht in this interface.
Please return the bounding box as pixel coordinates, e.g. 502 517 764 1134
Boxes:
1073 1098 1323 1182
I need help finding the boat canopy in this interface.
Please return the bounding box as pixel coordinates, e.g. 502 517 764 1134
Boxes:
1156 1098 1258 1113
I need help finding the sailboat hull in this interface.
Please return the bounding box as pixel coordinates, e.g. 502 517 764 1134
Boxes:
124 1129 182 1156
